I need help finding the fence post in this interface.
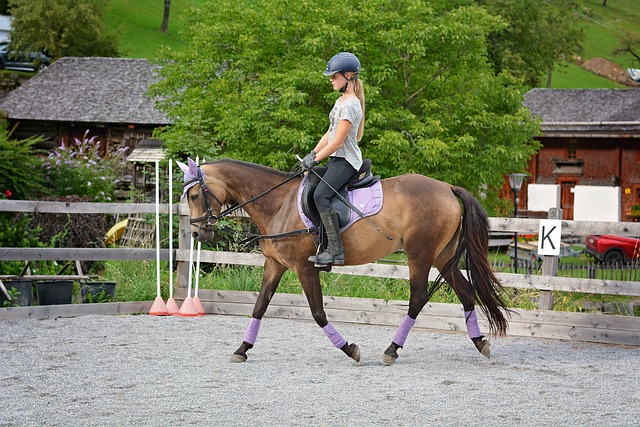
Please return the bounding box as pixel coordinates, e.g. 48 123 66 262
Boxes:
175 202 190 288
539 207 563 310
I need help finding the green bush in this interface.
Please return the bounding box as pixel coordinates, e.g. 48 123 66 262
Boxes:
0 121 46 200
0 213 45 275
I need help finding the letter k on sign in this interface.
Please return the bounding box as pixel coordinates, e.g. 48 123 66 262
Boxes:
538 219 562 256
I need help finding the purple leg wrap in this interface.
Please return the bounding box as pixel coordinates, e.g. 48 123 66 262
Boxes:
465 310 482 339
322 323 347 349
243 318 261 345
392 315 416 347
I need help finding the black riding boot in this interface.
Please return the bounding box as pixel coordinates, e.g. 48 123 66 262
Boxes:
309 209 345 266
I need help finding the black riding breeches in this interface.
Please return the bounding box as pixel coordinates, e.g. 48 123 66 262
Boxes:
313 157 357 212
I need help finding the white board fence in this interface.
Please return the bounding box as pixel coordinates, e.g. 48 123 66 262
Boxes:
0 200 639 346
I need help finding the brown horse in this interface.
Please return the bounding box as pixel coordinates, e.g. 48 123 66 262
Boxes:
179 158 509 364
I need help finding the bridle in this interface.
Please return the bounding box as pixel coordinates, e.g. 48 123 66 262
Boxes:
185 165 308 240
185 167 225 232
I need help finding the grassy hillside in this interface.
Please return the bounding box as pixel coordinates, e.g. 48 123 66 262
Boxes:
548 0 640 88
551 63 623 88
107 0 638 88
105 0 205 58
577 0 639 61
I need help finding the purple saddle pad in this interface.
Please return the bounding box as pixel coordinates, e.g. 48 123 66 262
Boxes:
297 176 384 232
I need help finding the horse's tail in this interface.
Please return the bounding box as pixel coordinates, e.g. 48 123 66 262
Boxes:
447 186 510 336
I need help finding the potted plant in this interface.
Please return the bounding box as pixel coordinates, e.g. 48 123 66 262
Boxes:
80 281 116 303
630 203 640 219
0 277 34 307
35 280 74 305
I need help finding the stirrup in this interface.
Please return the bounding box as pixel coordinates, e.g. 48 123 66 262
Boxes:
311 251 344 267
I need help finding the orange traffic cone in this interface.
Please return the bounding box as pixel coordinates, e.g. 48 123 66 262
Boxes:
176 296 199 317
149 296 169 316
166 297 180 315
193 295 205 316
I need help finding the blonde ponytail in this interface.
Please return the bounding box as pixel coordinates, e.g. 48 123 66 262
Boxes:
353 78 365 141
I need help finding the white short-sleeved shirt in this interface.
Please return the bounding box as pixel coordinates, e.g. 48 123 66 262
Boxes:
328 97 363 170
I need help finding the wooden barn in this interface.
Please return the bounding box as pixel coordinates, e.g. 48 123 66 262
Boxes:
0 56 171 155
519 88 640 222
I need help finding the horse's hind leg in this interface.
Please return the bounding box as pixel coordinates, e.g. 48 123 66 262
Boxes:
230 258 287 363
440 267 491 358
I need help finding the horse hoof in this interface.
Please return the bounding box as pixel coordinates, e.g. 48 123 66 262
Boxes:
229 353 247 363
382 353 397 365
349 343 361 363
473 338 491 359
472 336 491 359
479 340 491 359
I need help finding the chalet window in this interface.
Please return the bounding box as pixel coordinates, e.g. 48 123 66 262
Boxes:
567 140 578 159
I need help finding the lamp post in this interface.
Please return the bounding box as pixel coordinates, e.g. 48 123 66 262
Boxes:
507 173 527 274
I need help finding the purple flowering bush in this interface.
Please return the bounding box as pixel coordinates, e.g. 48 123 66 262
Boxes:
41 130 126 202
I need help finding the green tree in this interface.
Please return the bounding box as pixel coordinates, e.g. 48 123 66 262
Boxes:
476 0 584 87
151 0 541 212
8 0 119 58
615 31 640 68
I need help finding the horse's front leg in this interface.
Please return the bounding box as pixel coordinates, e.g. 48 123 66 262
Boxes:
299 268 361 363
230 257 287 363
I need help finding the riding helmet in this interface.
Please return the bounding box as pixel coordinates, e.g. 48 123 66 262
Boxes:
323 52 361 76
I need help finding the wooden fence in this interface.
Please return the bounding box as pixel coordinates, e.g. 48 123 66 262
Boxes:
1 200 639 346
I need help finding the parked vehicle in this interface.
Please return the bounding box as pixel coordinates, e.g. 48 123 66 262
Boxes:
0 43 50 72
585 235 640 264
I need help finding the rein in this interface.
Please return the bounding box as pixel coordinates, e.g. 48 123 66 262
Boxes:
186 167 315 245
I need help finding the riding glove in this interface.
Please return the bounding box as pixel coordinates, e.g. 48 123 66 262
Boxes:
301 150 318 171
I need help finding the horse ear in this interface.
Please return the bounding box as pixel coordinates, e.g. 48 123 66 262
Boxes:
176 160 188 174
187 157 198 176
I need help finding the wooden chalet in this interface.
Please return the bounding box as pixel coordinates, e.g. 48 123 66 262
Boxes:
0 57 171 154
520 88 640 222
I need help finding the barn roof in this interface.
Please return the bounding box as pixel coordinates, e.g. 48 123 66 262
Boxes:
524 88 640 136
0 57 171 125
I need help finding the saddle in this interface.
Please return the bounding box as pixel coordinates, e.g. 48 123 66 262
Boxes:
301 159 380 229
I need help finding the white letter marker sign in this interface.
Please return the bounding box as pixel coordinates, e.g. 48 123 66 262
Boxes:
537 219 562 256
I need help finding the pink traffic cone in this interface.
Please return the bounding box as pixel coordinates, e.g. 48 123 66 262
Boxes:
193 296 205 316
149 296 169 316
166 297 180 315
175 296 199 317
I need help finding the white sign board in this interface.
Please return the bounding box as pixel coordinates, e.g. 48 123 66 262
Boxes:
538 220 562 256
527 184 560 211
573 186 620 222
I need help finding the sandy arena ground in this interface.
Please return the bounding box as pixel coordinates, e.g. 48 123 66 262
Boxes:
1 314 639 426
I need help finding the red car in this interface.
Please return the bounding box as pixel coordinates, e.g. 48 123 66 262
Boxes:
585 235 640 263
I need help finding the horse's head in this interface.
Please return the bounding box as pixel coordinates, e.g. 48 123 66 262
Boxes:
177 158 228 242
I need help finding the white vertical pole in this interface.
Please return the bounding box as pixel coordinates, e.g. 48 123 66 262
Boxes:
168 159 174 298
155 160 161 297
186 156 200 299
194 157 204 298
187 234 194 298
195 241 202 297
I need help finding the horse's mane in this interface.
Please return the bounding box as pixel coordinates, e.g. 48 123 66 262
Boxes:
203 158 299 179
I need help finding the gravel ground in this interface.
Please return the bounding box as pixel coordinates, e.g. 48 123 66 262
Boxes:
1 314 639 427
